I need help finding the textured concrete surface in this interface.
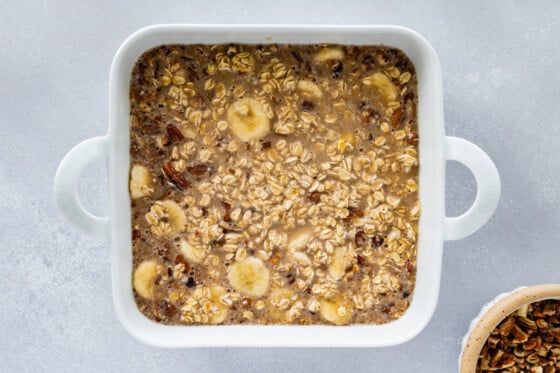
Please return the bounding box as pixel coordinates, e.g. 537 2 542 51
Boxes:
1 1 559 372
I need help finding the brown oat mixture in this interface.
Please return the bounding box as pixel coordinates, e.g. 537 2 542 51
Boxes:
477 300 560 372
129 44 420 325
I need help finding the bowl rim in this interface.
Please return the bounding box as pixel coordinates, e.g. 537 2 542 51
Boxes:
459 284 560 373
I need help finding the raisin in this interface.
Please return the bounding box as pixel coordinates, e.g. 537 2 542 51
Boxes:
302 100 314 111
362 54 375 69
332 61 344 78
186 277 196 288
262 141 272 150
371 235 384 247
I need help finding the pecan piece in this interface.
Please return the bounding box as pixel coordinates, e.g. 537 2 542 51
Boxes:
166 124 185 142
306 191 322 203
343 207 363 222
498 316 515 336
158 300 177 318
221 201 232 222
511 324 529 343
162 161 190 189
174 255 191 273
406 130 419 145
391 108 405 128
187 163 211 176
140 121 160 135
354 230 368 248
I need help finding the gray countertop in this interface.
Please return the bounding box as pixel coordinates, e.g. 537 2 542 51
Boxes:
1 1 559 371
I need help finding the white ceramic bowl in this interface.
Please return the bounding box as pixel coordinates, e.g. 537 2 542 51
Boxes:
459 284 560 372
54 24 501 347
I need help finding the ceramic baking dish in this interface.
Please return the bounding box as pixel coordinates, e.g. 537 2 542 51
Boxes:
54 24 501 347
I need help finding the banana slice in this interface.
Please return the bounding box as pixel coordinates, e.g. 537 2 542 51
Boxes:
208 285 230 324
133 260 161 300
178 239 204 264
227 98 270 141
129 164 153 199
287 227 313 250
363 72 398 103
267 288 296 322
314 47 344 62
297 80 323 100
319 296 354 325
145 200 186 237
328 247 353 280
227 257 270 296
290 251 312 266
337 133 356 153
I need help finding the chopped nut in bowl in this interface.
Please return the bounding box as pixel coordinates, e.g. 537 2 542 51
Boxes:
460 284 560 373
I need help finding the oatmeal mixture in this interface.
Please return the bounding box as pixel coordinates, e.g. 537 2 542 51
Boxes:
129 44 420 325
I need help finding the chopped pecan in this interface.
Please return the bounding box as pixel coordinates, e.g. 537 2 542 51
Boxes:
511 324 530 343
166 124 185 142
187 163 211 176
140 120 160 135
477 300 560 372
174 255 191 273
518 316 538 331
306 191 322 203
499 316 515 336
162 161 190 189
391 108 404 128
157 300 177 318
354 230 368 248
343 207 363 222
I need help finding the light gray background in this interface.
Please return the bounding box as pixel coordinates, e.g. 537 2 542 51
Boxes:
1 1 559 372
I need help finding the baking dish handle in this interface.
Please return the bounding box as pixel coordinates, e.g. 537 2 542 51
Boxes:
54 136 110 241
444 136 501 241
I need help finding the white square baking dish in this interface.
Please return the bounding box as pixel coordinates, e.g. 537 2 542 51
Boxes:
54 24 501 347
